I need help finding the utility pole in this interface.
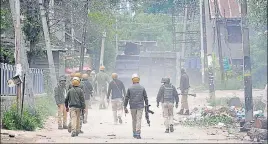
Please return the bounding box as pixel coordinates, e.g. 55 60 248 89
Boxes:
79 0 89 72
200 0 208 84
214 0 225 82
181 5 188 61
13 0 21 113
241 0 253 122
99 31 106 67
39 0 57 90
115 16 118 56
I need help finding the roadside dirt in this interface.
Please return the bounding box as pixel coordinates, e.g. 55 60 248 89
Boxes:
2 89 263 143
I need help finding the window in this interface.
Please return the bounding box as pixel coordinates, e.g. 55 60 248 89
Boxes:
227 26 242 43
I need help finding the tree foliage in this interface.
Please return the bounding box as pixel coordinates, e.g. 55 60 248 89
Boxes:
248 0 267 87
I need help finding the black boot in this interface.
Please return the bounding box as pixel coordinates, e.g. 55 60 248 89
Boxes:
118 116 123 124
184 110 190 115
58 125 63 130
136 135 141 139
136 131 141 139
177 109 184 115
133 131 136 138
165 129 169 133
170 125 174 132
71 131 76 137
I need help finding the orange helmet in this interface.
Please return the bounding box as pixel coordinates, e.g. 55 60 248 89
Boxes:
112 73 118 79
72 77 80 86
99 65 105 71
82 73 89 79
74 72 81 78
70 72 75 78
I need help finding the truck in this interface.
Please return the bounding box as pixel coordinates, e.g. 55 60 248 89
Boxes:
115 41 178 93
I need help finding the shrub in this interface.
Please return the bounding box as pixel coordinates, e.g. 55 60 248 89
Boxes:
2 105 43 131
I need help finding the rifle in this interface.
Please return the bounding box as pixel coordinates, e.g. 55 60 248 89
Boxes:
145 105 154 127
178 93 196 97
81 109 85 124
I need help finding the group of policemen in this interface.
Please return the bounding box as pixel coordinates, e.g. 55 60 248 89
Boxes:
54 65 190 139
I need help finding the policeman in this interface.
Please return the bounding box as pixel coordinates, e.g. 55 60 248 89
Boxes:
107 73 126 124
95 66 110 109
156 77 179 133
54 76 68 129
177 68 190 115
65 77 86 137
68 72 84 90
81 73 93 123
89 71 97 101
124 74 149 139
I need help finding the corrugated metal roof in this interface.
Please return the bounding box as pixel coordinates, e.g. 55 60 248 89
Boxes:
209 0 241 19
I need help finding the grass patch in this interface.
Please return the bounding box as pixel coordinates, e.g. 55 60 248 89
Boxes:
2 94 56 131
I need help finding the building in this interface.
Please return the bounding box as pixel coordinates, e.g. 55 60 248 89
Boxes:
206 0 243 67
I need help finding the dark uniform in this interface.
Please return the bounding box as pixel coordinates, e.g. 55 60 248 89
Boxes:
124 83 149 139
107 78 126 124
65 86 85 137
54 76 68 129
157 78 179 133
81 78 93 123
178 68 190 115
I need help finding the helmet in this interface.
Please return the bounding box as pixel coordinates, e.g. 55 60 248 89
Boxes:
70 72 75 78
99 66 105 71
112 73 118 79
82 73 89 79
90 71 96 75
72 77 80 86
59 75 66 81
181 68 186 74
132 73 140 83
161 77 170 84
74 72 81 78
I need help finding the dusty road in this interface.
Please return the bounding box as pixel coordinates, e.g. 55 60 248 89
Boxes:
2 89 264 143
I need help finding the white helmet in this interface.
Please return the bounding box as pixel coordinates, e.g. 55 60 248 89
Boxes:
132 73 139 79
72 77 80 82
90 71 96 75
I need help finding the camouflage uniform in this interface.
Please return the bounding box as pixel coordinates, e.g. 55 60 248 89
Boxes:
95 71 110 109
107 79 126 124
124 83 149 139
157 78 179 133
65 86 85 137
54 77 68 129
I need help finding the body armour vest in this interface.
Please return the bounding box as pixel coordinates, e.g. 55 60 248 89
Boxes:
129 84 145 109
163 84 174 103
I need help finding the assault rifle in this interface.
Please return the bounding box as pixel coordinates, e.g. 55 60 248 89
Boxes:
177 87 196 97
178 93 196 97
81 109 85 124
145 105 154 127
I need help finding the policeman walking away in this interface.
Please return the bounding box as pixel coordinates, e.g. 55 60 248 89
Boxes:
54 75 68 129
95 66 110 109
124 74 149 139
107 73 126 125
177 68 190 115
156 77 179 133
81 73 93 123
65 77 86 137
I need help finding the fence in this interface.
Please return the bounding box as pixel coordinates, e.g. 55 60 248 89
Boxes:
0 63 44 96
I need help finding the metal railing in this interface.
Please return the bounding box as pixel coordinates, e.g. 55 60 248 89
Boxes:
0 63 44 96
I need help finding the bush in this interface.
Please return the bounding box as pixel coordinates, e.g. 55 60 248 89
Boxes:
2 105 43 131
